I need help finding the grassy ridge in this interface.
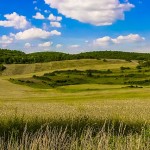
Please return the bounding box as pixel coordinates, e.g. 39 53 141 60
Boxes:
1 59 137 76
8 59 150 89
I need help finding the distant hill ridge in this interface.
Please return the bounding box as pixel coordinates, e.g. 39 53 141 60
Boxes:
0 49 150 64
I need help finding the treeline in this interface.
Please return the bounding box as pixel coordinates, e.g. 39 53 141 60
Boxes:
0 49 70 64
1 49 150 64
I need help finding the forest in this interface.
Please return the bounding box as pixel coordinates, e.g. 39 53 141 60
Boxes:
0 48 150 64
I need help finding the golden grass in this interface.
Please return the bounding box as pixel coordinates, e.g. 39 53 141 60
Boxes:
0 58 150 123
0 99 150 123
0 126 149 150
0 59 149 149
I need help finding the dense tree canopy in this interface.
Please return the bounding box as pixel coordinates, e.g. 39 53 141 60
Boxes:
0 49 150 64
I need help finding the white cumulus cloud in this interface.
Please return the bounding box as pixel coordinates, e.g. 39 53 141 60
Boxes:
44 0 134 26
48 14 62 21
93 34 145 47
33 12 45 20
25 43 31 48
50 30 61 36
0 12 29 29
50 21 61 28
0 35 13 47
15 28 61 40
112 34 145 44
38 42 53 47
94 36 112 47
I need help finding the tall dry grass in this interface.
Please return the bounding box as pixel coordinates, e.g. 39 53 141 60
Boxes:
0 100 149 149
0 114 149 150
0 125 149 150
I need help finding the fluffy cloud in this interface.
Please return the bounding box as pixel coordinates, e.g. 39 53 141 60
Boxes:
0 35 13 47
93 34 145 47
94 36 112 47
0 35 13 48
48 14 62 21
38 42 53 47
112 34 145 44
0 12 29 29
50 30 61 36
0 35 13 44
15 28 61 40
50 22 61 28
44 0 134 26
25 43 31 48
33 12 45 19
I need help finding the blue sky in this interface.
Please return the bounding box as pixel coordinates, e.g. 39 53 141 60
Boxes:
0 0 150 53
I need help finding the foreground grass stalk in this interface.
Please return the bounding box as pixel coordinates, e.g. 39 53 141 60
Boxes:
0 125 149 150
0 116 149 150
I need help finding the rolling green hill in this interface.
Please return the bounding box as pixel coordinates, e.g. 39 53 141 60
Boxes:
1 48 150 64
1 59 137 76
0 52 150 149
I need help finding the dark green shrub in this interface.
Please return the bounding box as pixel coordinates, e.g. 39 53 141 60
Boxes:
103 59 107 62
120 66 130 71
86 70 93 77
25 80 34 84
107 69 112 73
125 59 132 62
141 61 150 67
136 65 142 69
33 75 37 78
0 64 6 71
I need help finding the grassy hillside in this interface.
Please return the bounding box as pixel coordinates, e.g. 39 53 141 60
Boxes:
1 59 137 76
0 59 150 149
0 59 149 115
11 67 150 89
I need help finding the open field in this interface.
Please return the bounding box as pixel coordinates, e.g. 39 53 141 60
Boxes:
1 59 137 76
0 59 150 149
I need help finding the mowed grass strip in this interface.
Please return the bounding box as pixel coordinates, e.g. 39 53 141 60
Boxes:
1 59 138 76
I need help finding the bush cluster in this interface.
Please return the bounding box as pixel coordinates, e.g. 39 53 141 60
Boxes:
0 64 6 71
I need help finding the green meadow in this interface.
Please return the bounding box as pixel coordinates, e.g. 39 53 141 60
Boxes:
0 59 150 149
